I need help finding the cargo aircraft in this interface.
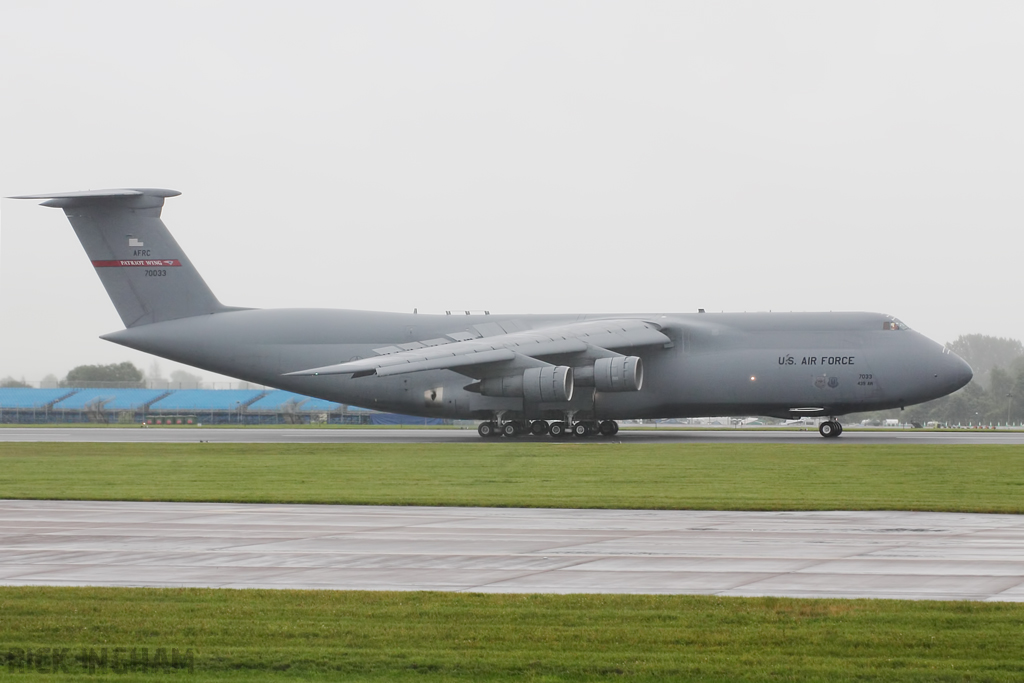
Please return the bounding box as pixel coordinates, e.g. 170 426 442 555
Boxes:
14 189 973 438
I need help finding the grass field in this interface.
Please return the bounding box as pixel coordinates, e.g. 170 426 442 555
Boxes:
2 587 1023 681
2 442 1024 512
4 443 1024 680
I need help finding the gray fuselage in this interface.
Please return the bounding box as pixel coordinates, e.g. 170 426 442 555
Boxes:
104 308 973 421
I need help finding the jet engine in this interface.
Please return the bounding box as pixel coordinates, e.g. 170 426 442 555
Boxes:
478 366 574 402
574 356 643 392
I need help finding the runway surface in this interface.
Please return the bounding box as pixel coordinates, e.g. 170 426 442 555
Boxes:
2 500 1023 601
2 427 1023 444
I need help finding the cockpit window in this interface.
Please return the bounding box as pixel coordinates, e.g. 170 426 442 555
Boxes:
882 320 909 331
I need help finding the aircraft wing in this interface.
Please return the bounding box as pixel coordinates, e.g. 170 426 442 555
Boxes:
285 318 670 379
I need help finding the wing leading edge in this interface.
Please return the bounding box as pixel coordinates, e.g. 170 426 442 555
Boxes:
285 318 670 379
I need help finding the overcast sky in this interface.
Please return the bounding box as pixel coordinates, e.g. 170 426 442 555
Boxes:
2 1 1022 384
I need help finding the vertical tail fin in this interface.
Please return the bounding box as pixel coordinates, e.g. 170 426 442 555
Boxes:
14 188 231 328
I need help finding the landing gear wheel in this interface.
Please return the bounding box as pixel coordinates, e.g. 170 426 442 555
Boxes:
530 420 549 436
478 421 498 438
501 421 521 438
549 421 568 438
818 421 841 438
572 422 590 438
599 420 618 437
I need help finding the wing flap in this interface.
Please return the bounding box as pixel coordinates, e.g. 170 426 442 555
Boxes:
294 348 516 377
376 349 516 376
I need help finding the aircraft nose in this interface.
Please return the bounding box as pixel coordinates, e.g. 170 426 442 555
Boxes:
946 350 973 391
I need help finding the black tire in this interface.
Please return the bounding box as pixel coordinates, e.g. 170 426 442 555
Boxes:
835 422 843 436
549 421 567 438
599 420 616 437
573 422 589 438
819 421 834 438
502 422 520 438
530 420 549 436
478 422 496 438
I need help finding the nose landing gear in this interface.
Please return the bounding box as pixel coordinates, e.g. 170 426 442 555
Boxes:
818 419 843 438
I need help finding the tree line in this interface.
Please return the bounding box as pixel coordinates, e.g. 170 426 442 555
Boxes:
900 334 1023 426
1 362 202 390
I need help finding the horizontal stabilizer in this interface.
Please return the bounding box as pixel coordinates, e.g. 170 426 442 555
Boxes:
12 188 180 200
12 188 181 210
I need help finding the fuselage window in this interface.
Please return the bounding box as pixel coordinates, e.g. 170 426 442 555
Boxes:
883 320 908 331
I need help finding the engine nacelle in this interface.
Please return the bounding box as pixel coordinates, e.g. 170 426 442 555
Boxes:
525 366 574 402
479 366 574 402
593 356 643 392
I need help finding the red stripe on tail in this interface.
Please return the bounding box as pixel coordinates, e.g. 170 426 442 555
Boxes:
92 259 182 267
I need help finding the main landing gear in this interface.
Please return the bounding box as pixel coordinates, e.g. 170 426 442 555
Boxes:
477 419 619 439
477 420 544 438
818 419 843 438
